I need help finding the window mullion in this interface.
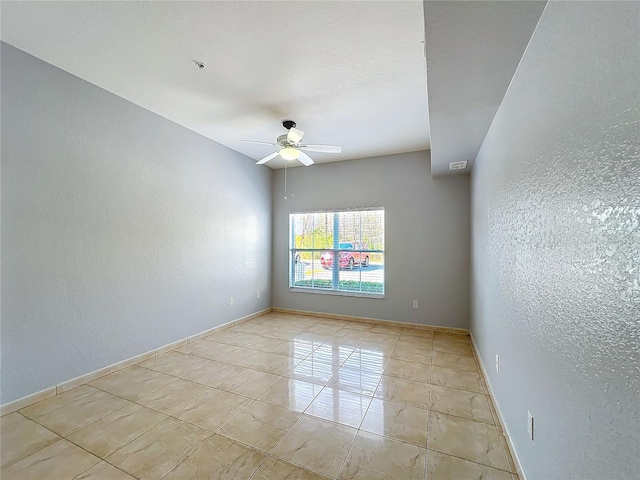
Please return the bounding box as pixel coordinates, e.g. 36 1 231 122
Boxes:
311 214 315 288
332 213 339 290
290 215 296 285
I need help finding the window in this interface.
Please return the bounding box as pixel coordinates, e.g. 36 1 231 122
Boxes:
289 208 384 297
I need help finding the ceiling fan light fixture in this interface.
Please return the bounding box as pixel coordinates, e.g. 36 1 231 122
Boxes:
280 146 300 161
242 121 339 167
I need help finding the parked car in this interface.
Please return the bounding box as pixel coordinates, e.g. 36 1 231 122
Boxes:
321 242 370 270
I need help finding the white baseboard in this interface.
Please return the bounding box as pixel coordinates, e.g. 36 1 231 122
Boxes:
272 307 469 335
470 333 527 480
1 308 272 416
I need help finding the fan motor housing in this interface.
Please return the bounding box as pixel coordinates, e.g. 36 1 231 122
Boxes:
276 134 290 146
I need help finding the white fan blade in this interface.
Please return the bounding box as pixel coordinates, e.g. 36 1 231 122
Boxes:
287 127 305 144
299 144 342 154
256 151 280 165
297 151 314 166
239 140 277 146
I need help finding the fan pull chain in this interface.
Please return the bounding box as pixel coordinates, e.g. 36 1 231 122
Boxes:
284 162 287 200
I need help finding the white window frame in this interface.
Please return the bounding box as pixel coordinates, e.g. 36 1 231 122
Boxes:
288 207 384 298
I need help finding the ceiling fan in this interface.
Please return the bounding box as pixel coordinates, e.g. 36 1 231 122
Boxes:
239 120 342 166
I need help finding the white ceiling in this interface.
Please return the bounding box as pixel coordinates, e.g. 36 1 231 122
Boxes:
424 1 547 177
0 1 430 169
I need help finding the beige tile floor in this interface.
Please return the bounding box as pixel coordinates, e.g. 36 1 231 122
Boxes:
1 313 519 480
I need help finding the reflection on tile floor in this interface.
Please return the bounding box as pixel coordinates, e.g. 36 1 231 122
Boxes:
1 313 519 479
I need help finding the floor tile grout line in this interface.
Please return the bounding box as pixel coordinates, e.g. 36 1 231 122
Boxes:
214 404 303 455
423 407 497 426
13 408 149 479
335 424 366 478
87 374 179 406
263 411 346 478
426 344 434 480
336 392 440 480
375 372 495 416
145 360 235 388
352 427 430 451
7 315 488 479
301 385 373 431
336 384 497 428
65 403 169 457
208 402 329 479
3 412 68 469
133 379 215 416
189 339 323 369
14 385 100 420
23 391 175 460
144 393 258 449
179 360 260 392
476 345 513 469
152 426 215 480
170 334 493 416
165 403 288 478
356 425 430 450
425 445 515 474
81 458 139 480
19 388 137 438
328 347 387 479
132 362 218 380
166 385 258 425
67 416 166 476
266 451 340 480
80 376 258 441
215 372 284 399
468 337 518 474
66 442 128 480
243 453 274 480
427 337 434 456
348 394 432 453
20 401 472 480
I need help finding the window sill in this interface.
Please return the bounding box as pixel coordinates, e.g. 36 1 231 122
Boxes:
289 287 384 299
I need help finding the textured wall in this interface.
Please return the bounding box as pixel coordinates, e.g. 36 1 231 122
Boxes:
272 152 471 328
1 43 272 404
471 3 639 479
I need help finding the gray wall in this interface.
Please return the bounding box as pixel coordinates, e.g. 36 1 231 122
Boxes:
470 3 639 480
272 151 470 328
1 43 272 404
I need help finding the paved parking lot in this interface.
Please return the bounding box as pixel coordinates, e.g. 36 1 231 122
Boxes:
294 261 383 283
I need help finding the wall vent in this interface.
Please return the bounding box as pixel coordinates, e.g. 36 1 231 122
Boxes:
449 161 468 170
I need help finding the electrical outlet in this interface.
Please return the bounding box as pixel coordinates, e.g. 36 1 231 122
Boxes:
413 300 419 309
495 354 500 373
527 411 534 441
229 297 234 306
257 291 260 298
